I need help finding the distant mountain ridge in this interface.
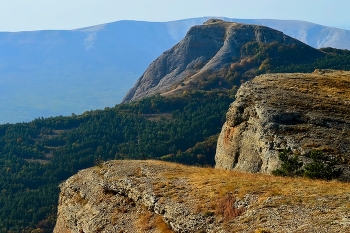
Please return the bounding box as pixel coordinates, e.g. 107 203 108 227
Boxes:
1 17 350 123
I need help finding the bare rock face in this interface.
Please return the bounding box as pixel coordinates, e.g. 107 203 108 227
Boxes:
215 70 350 176
122 20 309 103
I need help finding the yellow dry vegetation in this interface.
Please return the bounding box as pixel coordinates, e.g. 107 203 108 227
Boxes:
136 207 174 233
147 160 350 213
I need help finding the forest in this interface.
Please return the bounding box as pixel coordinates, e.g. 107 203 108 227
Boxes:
0 43 350 232
0 89 236 232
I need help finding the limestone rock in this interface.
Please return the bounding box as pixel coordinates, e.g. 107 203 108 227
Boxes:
122 20 310 103
54 161 217 233
54 160 350 232
215 70 350 178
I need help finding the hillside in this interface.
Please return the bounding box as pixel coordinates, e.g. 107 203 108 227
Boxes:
123 19 350 102
2 17 350 123
54 160 350 233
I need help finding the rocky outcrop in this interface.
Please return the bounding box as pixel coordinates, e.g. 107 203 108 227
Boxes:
215 70 350 177
54 160 350 232
53 160 242 233
122 19 315 103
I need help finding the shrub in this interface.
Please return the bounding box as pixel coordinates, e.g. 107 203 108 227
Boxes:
273 149 343 180
303 150 342 180
272 149 303 177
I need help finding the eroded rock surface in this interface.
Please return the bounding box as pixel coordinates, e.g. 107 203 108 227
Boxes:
54 161 217 233
54 160 350 233
215 70 350 177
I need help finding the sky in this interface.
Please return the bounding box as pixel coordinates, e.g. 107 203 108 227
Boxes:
0 0 349 32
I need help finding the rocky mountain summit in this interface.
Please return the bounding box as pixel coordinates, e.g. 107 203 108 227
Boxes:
215 70 350 179
122 19 314 102
54 160 350 233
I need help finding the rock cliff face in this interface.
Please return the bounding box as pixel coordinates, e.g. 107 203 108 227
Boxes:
54 160 350 233
215 70 350 176
122 19 311 102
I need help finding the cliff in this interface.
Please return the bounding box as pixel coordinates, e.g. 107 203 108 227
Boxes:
54 160 350 232
215 70 350 178
122 19 318 103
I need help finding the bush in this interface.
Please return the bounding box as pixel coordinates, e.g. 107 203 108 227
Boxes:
272 149 303 177
303 150 342 180
273 149 342 180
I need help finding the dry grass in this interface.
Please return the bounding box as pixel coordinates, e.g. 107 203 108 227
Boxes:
64 160 350 232
154 216 173 233
215 194 245 221
136 208 174 233
255 229 271 233
255 72 350 120
137 211 153 231
73 192 88 206
273 71 350 104
110 211 119 225
146 160 350 214
96 160 350 231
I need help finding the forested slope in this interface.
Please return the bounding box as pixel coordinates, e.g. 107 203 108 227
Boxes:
0 89 235 232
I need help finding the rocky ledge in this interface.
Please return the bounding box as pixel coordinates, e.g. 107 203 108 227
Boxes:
54 160 350 233
215 70 350 178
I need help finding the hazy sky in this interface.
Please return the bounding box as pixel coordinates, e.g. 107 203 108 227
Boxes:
0 0 349 32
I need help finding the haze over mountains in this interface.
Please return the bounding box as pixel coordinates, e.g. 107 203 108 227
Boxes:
1 18 350 232
1 17 350 123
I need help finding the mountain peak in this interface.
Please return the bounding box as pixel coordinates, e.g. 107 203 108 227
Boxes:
122 21 315 103
203 18 226 25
